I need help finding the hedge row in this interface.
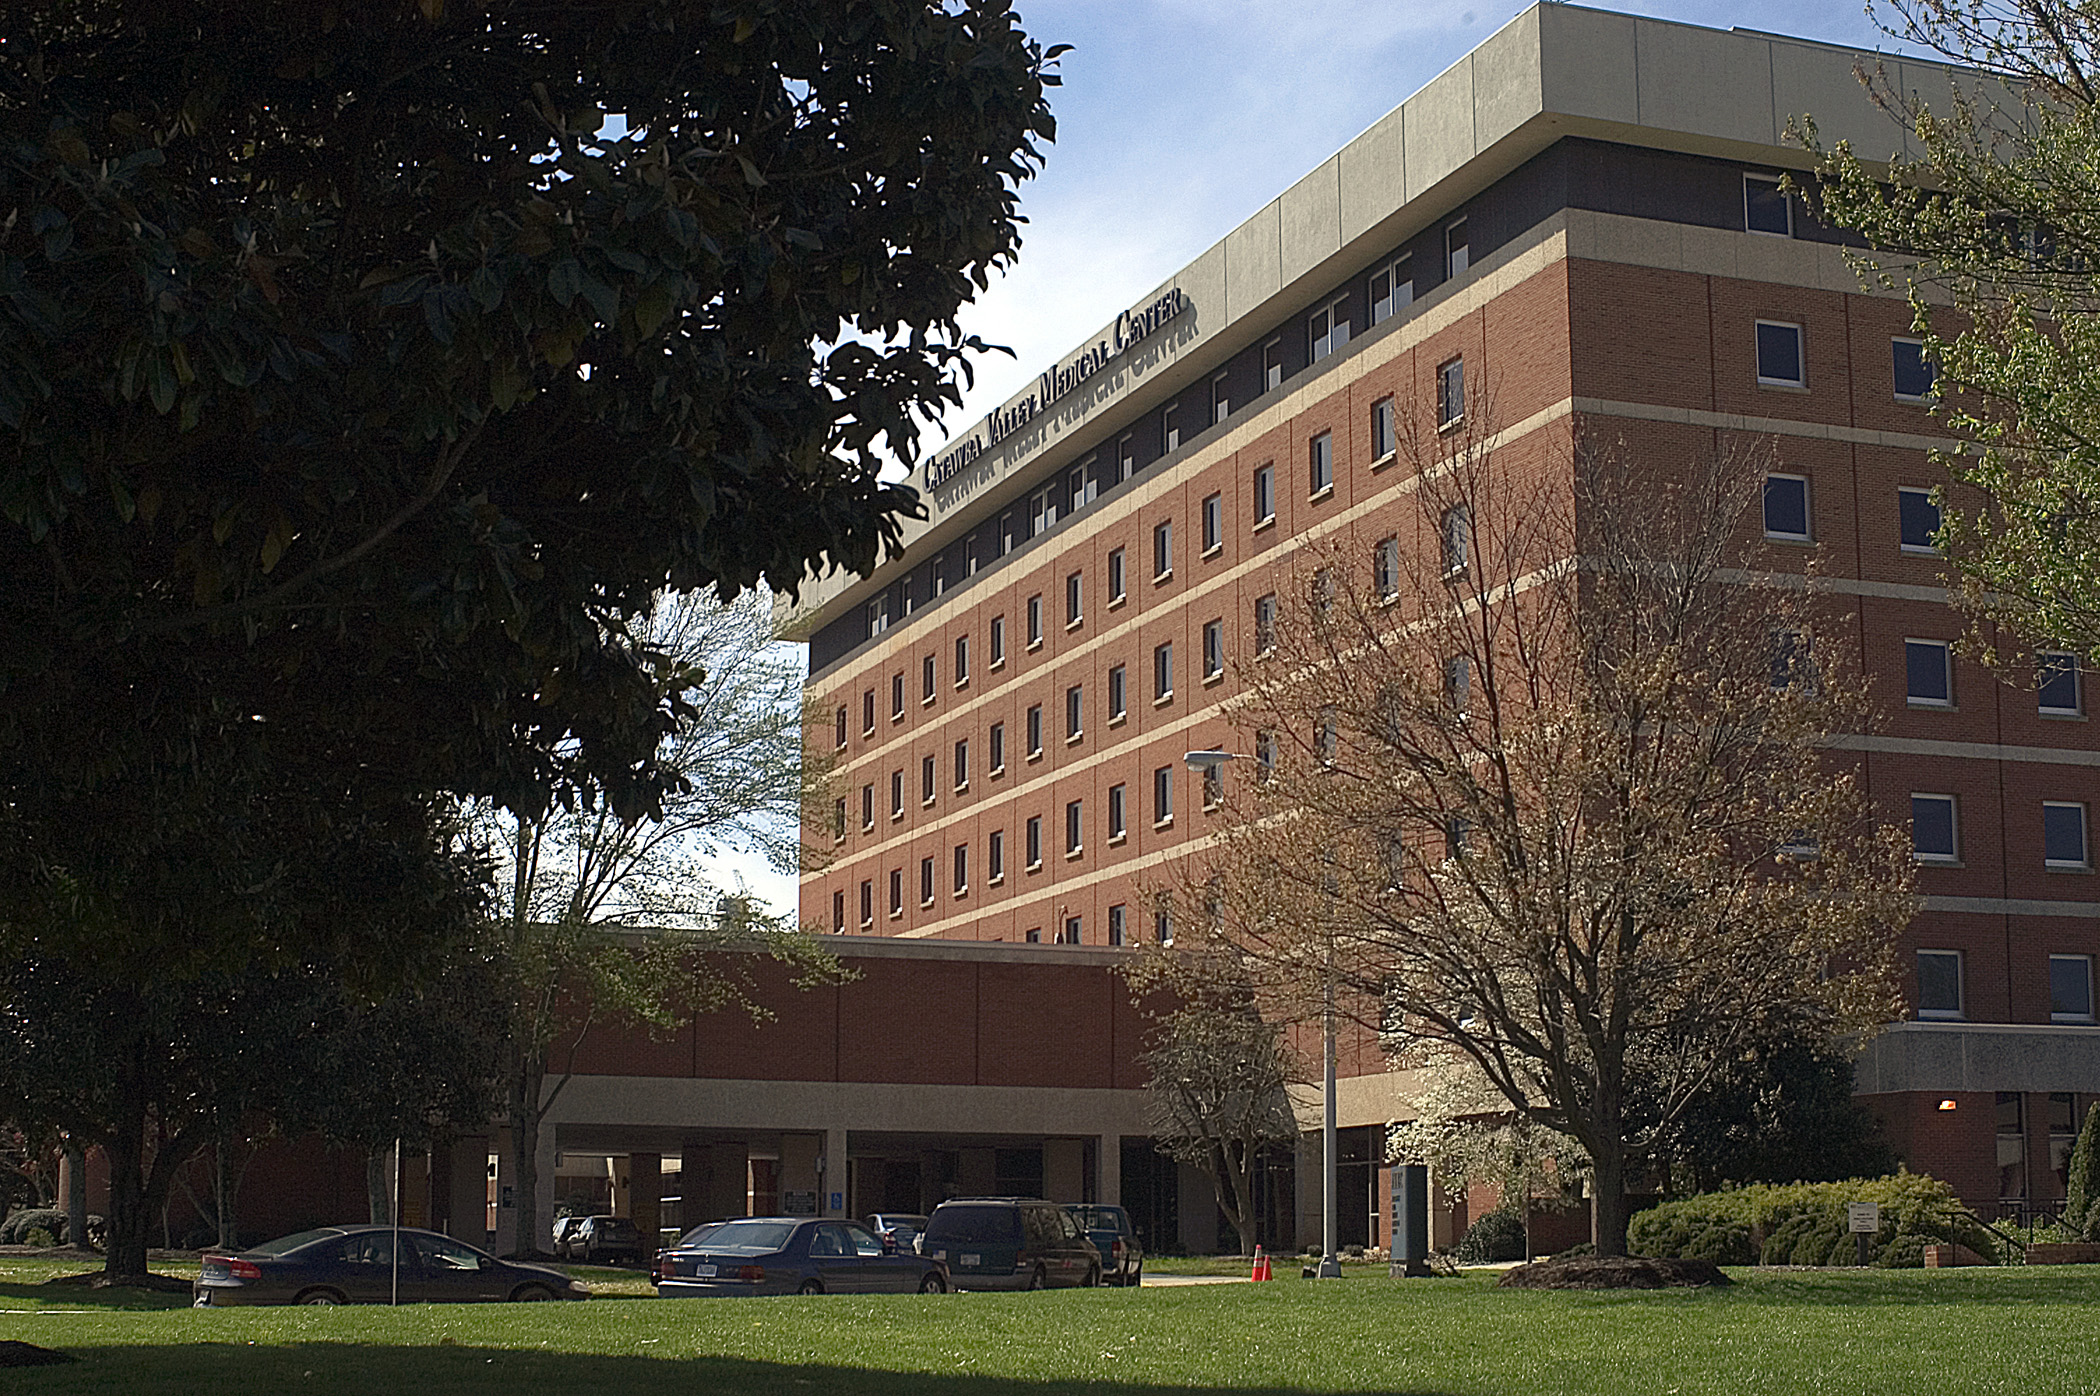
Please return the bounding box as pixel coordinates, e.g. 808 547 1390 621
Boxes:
1627 1172 2004 1268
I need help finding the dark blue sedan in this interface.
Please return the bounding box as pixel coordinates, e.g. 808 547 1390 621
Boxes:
654 1217 950 1297
193 1226 588 1306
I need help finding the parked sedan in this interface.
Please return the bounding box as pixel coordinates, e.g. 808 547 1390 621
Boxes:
865 1213 931 1253
194 1226 590 1306
655 1217 950 1297
560 1215 645 1265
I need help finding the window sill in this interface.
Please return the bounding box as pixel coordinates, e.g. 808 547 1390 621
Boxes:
2039 710 2088 721
954 782 968 796
1108 595 1127 611
1895 393 1933 406
1917 1010 1965 1022
1025 860 1043 875
1065 848 1084 862
990 658 1006 673
1912 856 1964 868
1203 801 1222 813
953 888 968 900
989 874 1005 888
1026 749 1044 764
1437 417 1464 434
921 797 935 809
1757 379 1811 393
891 811 905 824
1308 485 1334 503
1026 639 1044 653
891 712 905 724
1202 671 1224 687
2052 1013 2099 1024
862 726 876 739
1376 593 1399 607
1899 545 1943 558
1906 700 1956 711
1253 515 1276 533
1763 534 1816 547
2045 863 2094 874
1202 544 1223 560
1154 570 1173 586
1108 713 1127 728
888 910 903 922
1153 816 1174 831
861 824 875 835
955 679 970 692
1066 732 1083 746
922 694 936 708
989 764 1006 779
1066 618 1083 633
1153 692 1173 708
1369 450 1397 472
1108 832 1127 847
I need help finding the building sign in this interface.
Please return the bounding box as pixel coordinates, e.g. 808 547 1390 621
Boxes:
1846 1202 1880 1233
784 1189 818 1216
922 287 1189 495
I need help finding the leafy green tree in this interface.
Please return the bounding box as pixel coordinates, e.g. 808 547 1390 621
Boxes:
1808 0 2100 667
1655 1036 1896 1195
2065 1101 2100 1239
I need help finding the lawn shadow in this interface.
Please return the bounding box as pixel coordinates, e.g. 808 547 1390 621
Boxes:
0 1275 194 1313
6 1343 1472 1396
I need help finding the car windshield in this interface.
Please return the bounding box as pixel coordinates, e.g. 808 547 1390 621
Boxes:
691 1220 798 1253
245 1229 342 1257
1069 1206 1128 1231
677 1222 726 1247
923 1205 1020 1245
598 1219 638 1240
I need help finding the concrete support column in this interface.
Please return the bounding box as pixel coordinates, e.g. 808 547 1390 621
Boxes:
823 1127 849 1217
534 1129 557 1255
490 1128 517 1256
1177 1160 1215 1255
1295 1130 1320 1255
1043 1139 1085 1204
629 1153 661 1261
1096 1136 1122 1209
447 1136 489 1244
780 1134 820 1216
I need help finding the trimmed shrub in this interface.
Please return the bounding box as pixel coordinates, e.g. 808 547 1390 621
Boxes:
1685 1221 1757 1266
2065 1103 2099 1240
1877 1233 1929 1269
1629 1171 2004 1268
1454 1210 1527 1264
1 1209 65 1245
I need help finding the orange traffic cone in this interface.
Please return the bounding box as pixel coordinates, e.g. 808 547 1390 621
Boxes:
1259 1251 1273 1281
1250 1246 1271 1281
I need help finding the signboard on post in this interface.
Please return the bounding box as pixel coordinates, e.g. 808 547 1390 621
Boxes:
1847 1202 1880 1233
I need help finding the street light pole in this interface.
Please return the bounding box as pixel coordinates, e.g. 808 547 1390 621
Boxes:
1185 748 1343 1280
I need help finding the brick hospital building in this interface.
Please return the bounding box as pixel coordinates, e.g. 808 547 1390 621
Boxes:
782 1 2100 1243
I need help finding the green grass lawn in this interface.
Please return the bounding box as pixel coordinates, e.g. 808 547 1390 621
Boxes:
2 1257 2097 1395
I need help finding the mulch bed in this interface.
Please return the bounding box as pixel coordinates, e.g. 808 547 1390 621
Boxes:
43 1269 193 1293
0 1341 76 1367
1497 1255 1732 1290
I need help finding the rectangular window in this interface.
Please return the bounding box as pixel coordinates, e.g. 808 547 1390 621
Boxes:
1025 927 1041 943
1442 506 1470 577
1912 793 1960 862
1108 664 1127 721
1898 487 1942 554
1066 799 1083 856
868 596 890 638
1906 639 1954 707
1202 618 1224 681
922 654 937 702
861 782 874 831
2044 801 2090 868
1154 641 1173 701
891 672 905 720
1893 338 1936 400
1109 903 1127 947
1029 483 1059 537
1309 431 1333 495
1369 254 1414 325
860 879 873 926
1437 357 1464 428
1254 593 1277 654
1999 1092 2027 1199
1163 402 1181 453
1445 656 1470 714
1070 462 1096 511
834 706 848 749
863 689 875 735
1066 684 1083 739
997 512 1016 557
1316 706 1338 762
1212 370 1230 426
1756 320 1805 387
1154 764 1173 824
1744 172 1792 235
1108 547 1126 603
900 574 915 617
921 754 936 804
920 856 935 907
1108 783 1127 841
1061 915 1082 946
1154 521 1172 579
1375 537 1400 600
1202 493 1223 554
1026 703 1043 758
2051 955 2096 1021
1370 397 1396 459
1263 337 1284 392
1917 949 1963 1018
1256 728 1278 782
1769 628 1813 691
890 769 904 819
989 721 1006 774
832 889 845 933
990 615 1007 667
1445 218 1469 278
1253 464 1275 524
954 842 969 895
954 738 969 791
1025 815 1042 869
1066 571 1083 626
1764 473 1811 541
889 868 903 917
1202 761 1222 809
1309 296 1349 363
1026 594 1043 647
2040 653 2083 715
1117 433 1135 483
832 797 846 840
989 828 1005 882
1155 906 1173 945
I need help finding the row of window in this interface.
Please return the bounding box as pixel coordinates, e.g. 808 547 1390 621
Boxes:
1909 794 2096 869
834 740 1213 841
1898 639 2085 715
1917 949 2096 1022
829 862 1178 946
1763 475 1955 558
1752 320 1935 400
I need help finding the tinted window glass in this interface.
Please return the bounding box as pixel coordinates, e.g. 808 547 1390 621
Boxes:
1917 950 1962 1014
1899 489 1941 550
1893 339 1935 398
698 1220 799 1252
1764 476 1809 539
923 1205 1020 1245
1756 322 1803 385
1745 175 1790 234
250 1228 344 1257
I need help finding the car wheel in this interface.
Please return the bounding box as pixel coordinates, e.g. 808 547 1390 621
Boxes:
295 1288 346 1306
1126 1262 1142 1288
797 1279 824 1296
1026 1266 1047 1291
1082 1265 1100 1288
511 1284 556 1302
917 1272 946 1295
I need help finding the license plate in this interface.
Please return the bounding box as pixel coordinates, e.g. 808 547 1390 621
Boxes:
959 1254 980 1267
693 1264 717 1278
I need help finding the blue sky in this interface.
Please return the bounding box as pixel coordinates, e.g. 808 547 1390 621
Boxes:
737 0 1917 919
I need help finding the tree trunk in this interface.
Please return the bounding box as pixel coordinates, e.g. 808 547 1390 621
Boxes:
508 1054 548 1259
367 1144 393 1225
214 1134 236 1250
100 1133 152 1283
1590 1143 1631 1258
64 1142 89 1251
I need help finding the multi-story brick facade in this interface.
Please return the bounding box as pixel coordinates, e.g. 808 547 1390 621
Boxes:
791 4 2100 1223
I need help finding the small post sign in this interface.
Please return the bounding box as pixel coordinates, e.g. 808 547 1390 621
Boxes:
1847 1201 1880 1266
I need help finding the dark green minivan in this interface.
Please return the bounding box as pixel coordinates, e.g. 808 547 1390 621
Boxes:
919 1198 1101 1290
